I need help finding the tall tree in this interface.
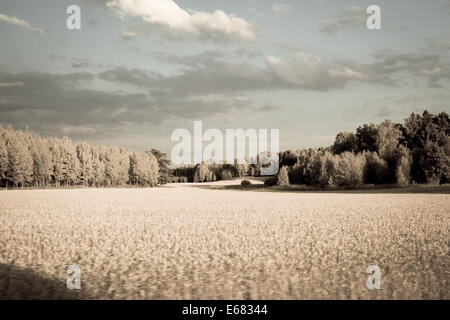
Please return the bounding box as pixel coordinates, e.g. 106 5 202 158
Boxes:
5 128 33 187
376 120 403 183
151 149 172 185
404 111 450 183
356 123 378 153
0 128 9 187
76 141 95 186
332 132 358 154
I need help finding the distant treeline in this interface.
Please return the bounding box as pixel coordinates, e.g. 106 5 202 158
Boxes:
1 110 448 189
173 158 265 183
273 110 449 188
173 110 449 188
0 126 159 188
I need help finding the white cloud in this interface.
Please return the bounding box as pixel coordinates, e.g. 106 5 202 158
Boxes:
106 0 255 42
122 30 137 38
266 51 369 90
272 3 292 14
328 67 366 79
0 13 45 35
0 81 25 88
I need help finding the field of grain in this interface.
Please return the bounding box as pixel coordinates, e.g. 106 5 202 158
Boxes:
0 181 448 299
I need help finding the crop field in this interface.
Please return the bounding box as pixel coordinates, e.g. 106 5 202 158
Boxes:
0 182 449 299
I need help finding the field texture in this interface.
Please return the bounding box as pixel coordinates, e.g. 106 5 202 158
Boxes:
0 182 449 299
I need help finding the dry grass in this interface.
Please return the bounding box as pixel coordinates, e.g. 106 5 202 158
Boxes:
0 183 448 299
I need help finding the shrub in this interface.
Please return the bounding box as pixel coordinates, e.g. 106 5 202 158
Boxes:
396 156 411 187
221 169 233 180
333 152 364 189
241 179 251 186
363 152 389 185
264 177 277 186
277 166 290 187
194 162 211 182
309 151 337 187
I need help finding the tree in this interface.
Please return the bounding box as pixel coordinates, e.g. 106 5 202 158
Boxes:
0 129 8 187
233 158 246 178
5 129 33 187
92 146 106 186
77 141 95 186
221 169 233 180
129 151 159 187
59 136 80 186
277 166 290 187
334 152 364 189
279 150 299 167
151 149 172 185
363 151 389 185
0 125 160 189
377 120 402 160
376 120 403 183
30 136 52 187
332 132 358 154
194 162 211 182
396 145 412 187
308 151 336 187
404 111 450 183
356 123 378 153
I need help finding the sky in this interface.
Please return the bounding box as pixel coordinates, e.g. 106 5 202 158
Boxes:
0 0 449 157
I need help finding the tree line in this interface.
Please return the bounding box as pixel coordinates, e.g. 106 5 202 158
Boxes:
0 125 159 188
1 110 448 189
274 110 449 188
172 155 270 183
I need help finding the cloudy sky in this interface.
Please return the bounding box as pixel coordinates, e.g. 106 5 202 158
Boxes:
0 0 449 155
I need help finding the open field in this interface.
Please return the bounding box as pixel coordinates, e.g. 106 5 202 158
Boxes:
0 181 449 299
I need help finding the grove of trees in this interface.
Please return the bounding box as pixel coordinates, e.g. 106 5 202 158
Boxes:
277 110 449 188
172 155 265 183
0 125 159 188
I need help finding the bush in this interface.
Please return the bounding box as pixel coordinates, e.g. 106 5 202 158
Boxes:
333 152 364 189
277 166 290 187
173 176 188 183
363 151 389 185
241 179 251 186
264 177 277 186
221 169 233 180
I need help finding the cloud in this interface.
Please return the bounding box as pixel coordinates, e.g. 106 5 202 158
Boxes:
267 50 450 90
370 50 450 88
266 52 373 91
0 82 24 88
272 3 292 14
0 70 266 140
98 49 450 96
2 49 446 140
320 6 365 34
0 13 45 35
99 53 278 96
122 30 138 38
0 71 152 135
105 0 255 42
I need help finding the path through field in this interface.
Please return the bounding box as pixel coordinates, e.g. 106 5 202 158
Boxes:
0 181 448 299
